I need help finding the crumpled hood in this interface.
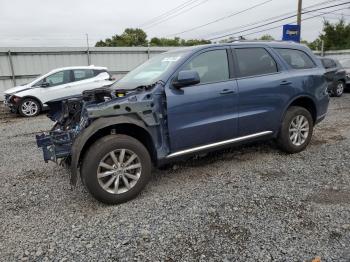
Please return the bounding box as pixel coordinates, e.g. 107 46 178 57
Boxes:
4 84 32 95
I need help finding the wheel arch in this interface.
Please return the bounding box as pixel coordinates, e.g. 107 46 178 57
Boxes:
70 116 157 185
20 96 43 110
281 95 317 126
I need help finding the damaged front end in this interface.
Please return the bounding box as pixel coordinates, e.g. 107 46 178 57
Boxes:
36 83 166 185
36 88 112 164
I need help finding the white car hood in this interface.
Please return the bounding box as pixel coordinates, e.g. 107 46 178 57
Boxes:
4 84 32 95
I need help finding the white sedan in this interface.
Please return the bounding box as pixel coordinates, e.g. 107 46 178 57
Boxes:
4 66 114 117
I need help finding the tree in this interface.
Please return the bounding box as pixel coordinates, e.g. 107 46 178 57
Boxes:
307 18 350 51
258 34 275 40
96 28 211 47
95 28 148 47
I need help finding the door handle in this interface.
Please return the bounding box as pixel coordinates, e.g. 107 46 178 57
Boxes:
280 80 292 86
220 89 234 95
64 86 71 88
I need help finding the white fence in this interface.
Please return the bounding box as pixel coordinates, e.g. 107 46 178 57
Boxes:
0 47 175 97
1 47 349 98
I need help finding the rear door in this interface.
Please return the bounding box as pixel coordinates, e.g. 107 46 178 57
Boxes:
166 47 239 152
232 47 295 136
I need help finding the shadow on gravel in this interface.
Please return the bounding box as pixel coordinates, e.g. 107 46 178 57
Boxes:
308 189 350 205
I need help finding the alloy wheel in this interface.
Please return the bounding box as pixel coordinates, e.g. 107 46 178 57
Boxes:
336 82 344 96
97 149 142 194
289 115 310 146
21 101 39 116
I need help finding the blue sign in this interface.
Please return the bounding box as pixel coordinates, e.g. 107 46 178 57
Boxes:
282 24 301 43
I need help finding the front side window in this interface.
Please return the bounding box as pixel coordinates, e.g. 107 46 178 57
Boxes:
73 69 94 81
235 48 278 78
44 70 70 87
181 49 229 84
275 48 315 69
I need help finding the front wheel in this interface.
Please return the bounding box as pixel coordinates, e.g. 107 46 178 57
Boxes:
277 106 314 154
18 98 41 117
81 135 152 204
333 81 345 97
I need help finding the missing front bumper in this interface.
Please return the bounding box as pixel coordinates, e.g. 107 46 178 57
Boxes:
36 131 74 163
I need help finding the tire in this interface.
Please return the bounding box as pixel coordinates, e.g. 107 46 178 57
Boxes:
277 106 314 154
81 134 152 204
18 98 41 117
333 81 345 97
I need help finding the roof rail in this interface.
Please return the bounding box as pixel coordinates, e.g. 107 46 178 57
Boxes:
227 39 298 44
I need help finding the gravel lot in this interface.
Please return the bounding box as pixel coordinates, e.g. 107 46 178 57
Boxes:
1 94 350 262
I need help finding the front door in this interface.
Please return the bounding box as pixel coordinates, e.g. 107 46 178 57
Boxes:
166 48 239 152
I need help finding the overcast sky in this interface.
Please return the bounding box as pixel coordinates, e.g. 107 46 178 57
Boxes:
0 0 349 47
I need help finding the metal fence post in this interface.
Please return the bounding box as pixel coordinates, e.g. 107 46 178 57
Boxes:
7 50 16 86
147 44 150 59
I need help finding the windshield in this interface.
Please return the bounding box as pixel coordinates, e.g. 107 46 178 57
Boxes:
340 59 350 68
112 50 187 89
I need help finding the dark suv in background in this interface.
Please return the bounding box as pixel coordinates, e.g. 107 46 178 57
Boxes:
320 57 347 97
36 42 329 204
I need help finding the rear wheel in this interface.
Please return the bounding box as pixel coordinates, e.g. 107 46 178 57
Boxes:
333 81 345 97
277 106 313 153
18 98 41 117
81 135 152 204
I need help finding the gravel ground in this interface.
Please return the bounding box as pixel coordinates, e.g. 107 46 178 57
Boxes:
1 94 350 262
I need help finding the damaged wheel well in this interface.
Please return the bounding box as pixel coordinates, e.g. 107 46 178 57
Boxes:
79 124 157 168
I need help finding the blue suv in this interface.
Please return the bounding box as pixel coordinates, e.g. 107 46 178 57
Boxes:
36 42 329 204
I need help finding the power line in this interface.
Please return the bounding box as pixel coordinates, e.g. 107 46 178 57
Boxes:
199 0 340 40
143 0 211 29
138 0 201 27
164 0 273 37
207 1 350 40
239 6 349 38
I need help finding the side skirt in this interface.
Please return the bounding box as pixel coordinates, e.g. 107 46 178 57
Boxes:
166 131 273 159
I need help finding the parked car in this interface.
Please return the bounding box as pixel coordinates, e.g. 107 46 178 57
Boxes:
3 66 113 117
36 42 329 204
320 57 347 97
339 59 350 85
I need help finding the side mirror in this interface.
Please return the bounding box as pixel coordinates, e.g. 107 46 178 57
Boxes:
173 70 200 88
41 81 50 87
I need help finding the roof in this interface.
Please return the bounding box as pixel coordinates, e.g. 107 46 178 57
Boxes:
49 65 107 72
167 41 309 54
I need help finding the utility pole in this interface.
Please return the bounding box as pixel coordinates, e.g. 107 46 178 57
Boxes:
297 0 303 26
297 0 302 42
86 33 91 65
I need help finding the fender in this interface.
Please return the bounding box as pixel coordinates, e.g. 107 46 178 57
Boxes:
70 115 153 185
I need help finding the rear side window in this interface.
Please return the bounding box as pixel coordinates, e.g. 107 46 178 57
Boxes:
73 69 94 81
235 48 278 78
275 48 315 69
182 49 229 84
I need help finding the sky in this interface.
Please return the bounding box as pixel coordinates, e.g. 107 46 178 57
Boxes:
0 0 349 47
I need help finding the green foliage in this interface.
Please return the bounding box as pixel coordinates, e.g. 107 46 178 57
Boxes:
307 18 350 51
149 37 210 46
95 28 148 47
258 34 275 40
95 28 211 47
